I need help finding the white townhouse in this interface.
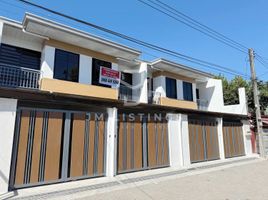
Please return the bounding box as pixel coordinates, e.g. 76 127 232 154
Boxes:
0 13 253 195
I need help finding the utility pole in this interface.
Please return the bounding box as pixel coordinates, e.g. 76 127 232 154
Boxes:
249 48 265 158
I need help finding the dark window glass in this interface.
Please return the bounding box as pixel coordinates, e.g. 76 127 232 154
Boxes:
119 72 132 100
166 77 177 99
92 58 112 88
183 81 193 101
54 49 79 82
196 88 200 100
0 43 41 70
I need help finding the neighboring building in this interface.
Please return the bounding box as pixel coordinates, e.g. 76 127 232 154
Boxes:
0 14 254 195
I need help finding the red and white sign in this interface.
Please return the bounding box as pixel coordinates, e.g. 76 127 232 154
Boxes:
99 66 121 88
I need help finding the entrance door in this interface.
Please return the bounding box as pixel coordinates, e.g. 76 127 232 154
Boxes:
222 121 245 158
117 114 169 174
10 108 106 189
188 119 220 163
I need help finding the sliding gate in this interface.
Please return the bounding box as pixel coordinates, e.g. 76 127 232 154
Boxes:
222 121 245 158
188 118 220 163
10 108 106 189
117 114 169 174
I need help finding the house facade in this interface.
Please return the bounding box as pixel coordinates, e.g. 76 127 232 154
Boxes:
0 14 254 195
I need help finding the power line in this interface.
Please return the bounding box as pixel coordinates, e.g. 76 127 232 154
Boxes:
11 0 249 77
137 0 248 54
154 0 248 51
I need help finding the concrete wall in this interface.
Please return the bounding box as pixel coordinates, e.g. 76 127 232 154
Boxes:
41 45 55 79
79 55 92 84
0 21 3 44
197 79 248 115
0 98 17 195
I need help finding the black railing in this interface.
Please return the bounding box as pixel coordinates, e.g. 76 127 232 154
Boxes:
0 64 41 89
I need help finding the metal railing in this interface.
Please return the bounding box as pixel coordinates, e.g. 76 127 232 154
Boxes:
148 90 162 104
119 85 141 102
197 99 209 110
0 64 41 89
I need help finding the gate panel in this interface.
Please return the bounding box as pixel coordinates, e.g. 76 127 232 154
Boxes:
147 118 169 169
223 121 245 158
11 108 106 189
30 112 43 183
117 115 143 173
44 112 64 182
188 119 219 163
15 110 30 185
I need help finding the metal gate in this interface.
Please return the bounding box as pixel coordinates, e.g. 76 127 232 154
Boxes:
117 114 169 174
222 121 245 158
10 108 106 189
188 119 219 163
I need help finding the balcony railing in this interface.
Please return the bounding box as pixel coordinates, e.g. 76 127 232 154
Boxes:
0 64 41 89
197 99 209 110
148 90 162 104
119 85 141 102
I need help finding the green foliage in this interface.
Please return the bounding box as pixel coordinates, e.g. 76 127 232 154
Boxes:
214 75 268 114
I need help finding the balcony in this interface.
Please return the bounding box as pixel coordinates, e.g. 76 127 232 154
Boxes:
197 99 209 110
148 90 198 110
0 64 41 90
118 85 140 103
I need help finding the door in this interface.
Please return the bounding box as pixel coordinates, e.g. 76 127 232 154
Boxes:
117 114 169 174
10 108 106 189
188 118 219 163
222 121 245 158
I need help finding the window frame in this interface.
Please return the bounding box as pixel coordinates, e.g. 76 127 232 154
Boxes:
183 81 193 101
165 77 177 99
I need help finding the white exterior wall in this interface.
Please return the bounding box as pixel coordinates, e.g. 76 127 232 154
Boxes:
168 114 182 168
0 98 17 195
153 76 166 97
217 118 225 160
180 114 191 167
192 83 197 102
0 21 3 43
176 80 183 100
79 55 92 84
41 45 55 79
242 120 253 155
138 62 148 103
105 108 118 177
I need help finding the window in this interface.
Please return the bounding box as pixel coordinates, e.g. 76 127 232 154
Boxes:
196 88 200 100
92 58 112 88
0 43 41 70
166 77 177 99
119 72 133 100
183 81 193 101
54 49 79 82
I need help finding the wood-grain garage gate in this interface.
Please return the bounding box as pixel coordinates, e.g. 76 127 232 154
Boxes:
223 121 245 158
117 114 169 174
9 108 106 189
188 118 220 163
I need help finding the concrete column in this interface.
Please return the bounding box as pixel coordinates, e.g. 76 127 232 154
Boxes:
177 80 183 100
217 118 225 160
0 98 17 195
79 55 92 84
138 62 148 103
105 107 118 177
192 83 197 102
181 114 191 167
40 45 55 79
242 120 253 155
168 114 182 168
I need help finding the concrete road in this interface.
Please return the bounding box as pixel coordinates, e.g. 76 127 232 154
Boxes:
78 160 268 200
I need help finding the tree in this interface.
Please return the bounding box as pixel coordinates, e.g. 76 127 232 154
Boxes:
214 75 268 114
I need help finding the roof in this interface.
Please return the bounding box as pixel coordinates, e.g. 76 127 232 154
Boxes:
150 58 214 82
20 13 141 60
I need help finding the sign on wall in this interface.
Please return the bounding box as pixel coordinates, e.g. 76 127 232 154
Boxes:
99 66 121 88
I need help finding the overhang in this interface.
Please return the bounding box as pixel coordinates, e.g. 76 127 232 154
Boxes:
22 13 141 60
151 59 214 82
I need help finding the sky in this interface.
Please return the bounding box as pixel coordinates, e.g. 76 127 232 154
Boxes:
0 0 268 80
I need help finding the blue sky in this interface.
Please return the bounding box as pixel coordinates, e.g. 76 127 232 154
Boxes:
0 0 268 80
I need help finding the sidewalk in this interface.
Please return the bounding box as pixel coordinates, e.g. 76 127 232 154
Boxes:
80 158 266 200
3 157 264 200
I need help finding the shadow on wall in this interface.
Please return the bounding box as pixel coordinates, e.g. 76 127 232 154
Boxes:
0 169 18 199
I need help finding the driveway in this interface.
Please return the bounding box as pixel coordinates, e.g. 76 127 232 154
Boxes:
78 159 267 200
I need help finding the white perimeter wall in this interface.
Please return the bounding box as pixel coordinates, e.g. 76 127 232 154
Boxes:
0 98 17 195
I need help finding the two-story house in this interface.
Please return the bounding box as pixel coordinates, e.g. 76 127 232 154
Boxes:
0 14 253 195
